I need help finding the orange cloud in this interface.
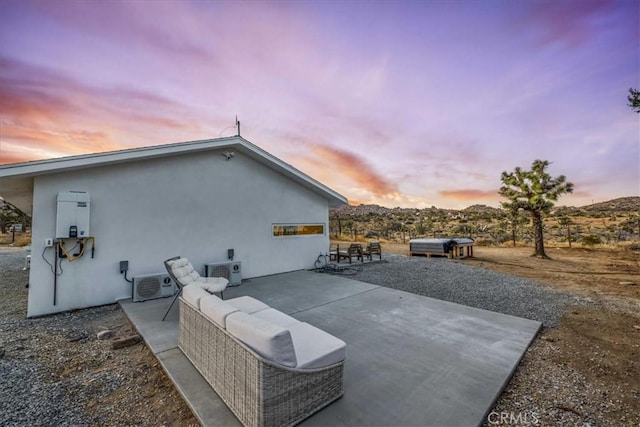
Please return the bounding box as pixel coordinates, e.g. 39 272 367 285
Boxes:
310 145 397 197
0 126 122 164
439 189 498 201
568 190 591 199
0 57 199 164
0 150 34 165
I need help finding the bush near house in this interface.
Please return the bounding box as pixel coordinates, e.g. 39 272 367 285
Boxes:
0 233 32 247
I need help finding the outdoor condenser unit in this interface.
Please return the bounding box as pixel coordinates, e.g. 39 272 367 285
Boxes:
132 273 176 302
205 261 242 286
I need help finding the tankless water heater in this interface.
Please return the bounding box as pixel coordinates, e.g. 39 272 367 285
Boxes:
56 191 91 238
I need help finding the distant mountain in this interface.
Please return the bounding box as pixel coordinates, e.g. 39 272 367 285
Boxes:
331 204 422 216
580 197 639 212
332 197 639 217
462 204 503 215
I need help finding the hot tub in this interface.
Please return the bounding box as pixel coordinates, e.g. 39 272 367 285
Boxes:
409 238 474 258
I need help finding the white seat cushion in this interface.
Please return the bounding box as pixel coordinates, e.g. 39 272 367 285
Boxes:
194 277 228 293
168 257 228 293
182 285 210 309
288 323 346 369
226 296 269 314
226 312 297 368
168 257 200 286
252 308 300 328
200 294 239 328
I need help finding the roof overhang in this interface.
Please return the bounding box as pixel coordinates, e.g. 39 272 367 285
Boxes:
0 136 348 215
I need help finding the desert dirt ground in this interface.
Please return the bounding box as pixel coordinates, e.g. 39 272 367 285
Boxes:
3 240 639 425
472 245 639 426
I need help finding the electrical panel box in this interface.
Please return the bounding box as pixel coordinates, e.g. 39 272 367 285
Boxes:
56 191 91 239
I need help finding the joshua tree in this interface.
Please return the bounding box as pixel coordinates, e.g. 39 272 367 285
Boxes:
499 160 574 258
628 88 640 113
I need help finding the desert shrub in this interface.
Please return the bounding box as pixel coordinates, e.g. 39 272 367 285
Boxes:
473 237 494 246
627 242 640 251
339 234 368 243
581 234 603 247
0 233 31 246
364 230 379 239
15 235 32 247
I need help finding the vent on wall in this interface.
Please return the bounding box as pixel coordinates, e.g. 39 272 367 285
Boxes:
132 273 176 302
205 261 242 286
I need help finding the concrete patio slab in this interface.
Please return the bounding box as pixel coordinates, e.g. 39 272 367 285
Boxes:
222 270 380 314
119 296 179 354
119 270 540 427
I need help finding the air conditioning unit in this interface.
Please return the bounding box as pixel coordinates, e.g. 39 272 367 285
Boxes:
205 261 242 286
132 273 176 302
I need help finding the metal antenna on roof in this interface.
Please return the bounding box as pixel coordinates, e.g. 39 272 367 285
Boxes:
219 123 234 137
235 115 241 137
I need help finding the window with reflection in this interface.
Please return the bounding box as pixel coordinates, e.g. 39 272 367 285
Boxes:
272 224 325 237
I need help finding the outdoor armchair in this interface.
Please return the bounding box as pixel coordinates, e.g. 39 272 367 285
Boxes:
162 256 228 321
329 243 339 261
362 241 382 261
337 243 363 264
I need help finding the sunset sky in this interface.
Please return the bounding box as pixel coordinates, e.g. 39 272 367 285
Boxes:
1 0 638 209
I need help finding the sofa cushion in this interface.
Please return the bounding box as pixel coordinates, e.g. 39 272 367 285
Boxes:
227 296 269 314
226 311 297 368
252 308 300 328
182 285 210 309
288 323 346 369
200 294 239 328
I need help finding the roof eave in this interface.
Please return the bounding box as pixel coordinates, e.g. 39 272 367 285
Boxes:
0 136 240 178
0 136 348 207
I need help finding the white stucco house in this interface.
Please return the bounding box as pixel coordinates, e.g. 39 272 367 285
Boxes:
0 136 347 317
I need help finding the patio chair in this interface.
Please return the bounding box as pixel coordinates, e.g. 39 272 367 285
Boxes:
162 256 229 321
337 243 363 264
362 241 382 261
329 243 339 261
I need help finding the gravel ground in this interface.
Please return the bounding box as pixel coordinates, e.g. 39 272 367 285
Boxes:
1 249 83 425
323 253 586 327
2 248 635 426
0 248 196 426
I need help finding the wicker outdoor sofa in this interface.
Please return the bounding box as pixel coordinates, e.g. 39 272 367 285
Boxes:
178 285 347 427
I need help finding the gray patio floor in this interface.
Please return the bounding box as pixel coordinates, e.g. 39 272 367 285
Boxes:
119 270 541 427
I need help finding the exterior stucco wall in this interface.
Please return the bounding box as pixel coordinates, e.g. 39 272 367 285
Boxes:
28 149 329 317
